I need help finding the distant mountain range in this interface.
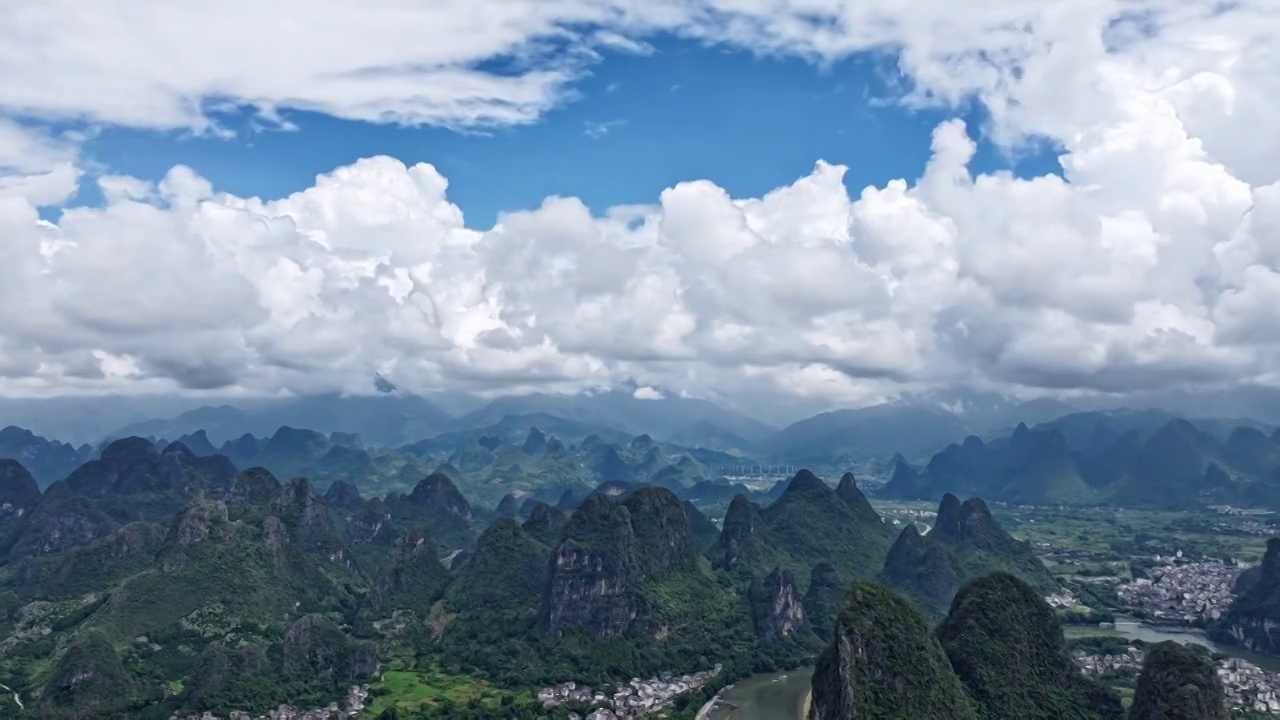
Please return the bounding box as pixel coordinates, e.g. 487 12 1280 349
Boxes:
17 384 1280 474
881 409 1280 509
14 396 1280 513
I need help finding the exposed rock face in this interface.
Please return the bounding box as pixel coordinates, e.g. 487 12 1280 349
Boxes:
1129 641 1227 720
283 613 380 683
545 495 641 640
809 582 976 720
749 568 805 644
11 481 118 557
0 458 41 516
167 498 231 546
343 497 396 546
938 573 1124 720
269 478 340 553
522 501 568 546
1214 538 1280 654
683 500 720 552
112 521 166 558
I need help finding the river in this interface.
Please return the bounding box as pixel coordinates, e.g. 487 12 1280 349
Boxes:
699 667 813 720
1065 619 1280 672
697 620 1280 718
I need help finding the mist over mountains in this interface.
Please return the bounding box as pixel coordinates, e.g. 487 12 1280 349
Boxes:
11 381 1280 461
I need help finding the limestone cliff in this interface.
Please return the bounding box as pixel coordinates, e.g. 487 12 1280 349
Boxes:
748 568 805 644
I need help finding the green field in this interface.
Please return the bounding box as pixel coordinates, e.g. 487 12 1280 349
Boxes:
365 660 536 716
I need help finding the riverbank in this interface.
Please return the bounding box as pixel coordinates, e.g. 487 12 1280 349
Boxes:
1065 618 1280 672
698 668 813 720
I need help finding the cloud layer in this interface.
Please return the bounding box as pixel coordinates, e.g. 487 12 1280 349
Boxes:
3 1 1280 409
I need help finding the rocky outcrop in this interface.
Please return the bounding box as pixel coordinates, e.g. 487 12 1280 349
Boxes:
167 498 231 546
283 614 380 683
809 582 975 720
684 500 719 552
545 495 641 640
749 568 805 644
1129 641 1227 720
269 478 341 553
1214 538 1280 653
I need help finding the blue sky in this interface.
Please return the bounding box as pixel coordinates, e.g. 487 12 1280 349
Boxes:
74 37 1060 228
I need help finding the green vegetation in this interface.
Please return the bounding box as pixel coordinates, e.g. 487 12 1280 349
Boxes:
810 581 977 720
937 573 1124 720
880 495 1059 616
1128 641 1227 720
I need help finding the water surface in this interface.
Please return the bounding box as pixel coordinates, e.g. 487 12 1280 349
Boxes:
702 668 813 720
1066 620 1280 672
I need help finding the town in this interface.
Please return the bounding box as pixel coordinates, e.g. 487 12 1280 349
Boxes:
1074 646 1280 713
1115 559 1246 624
540 666 722 718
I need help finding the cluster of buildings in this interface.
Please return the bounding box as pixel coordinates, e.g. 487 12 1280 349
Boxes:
170 686 368 720
1043 589 1082 610
1073 647 1280 714
1115 560 1244 623
1074 646 1145 677
1220 657 1280 713
540 666 721 718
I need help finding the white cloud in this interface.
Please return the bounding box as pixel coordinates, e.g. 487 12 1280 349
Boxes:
633 386 665 400
4 1 1280 411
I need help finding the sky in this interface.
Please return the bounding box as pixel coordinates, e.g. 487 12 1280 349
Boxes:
2 0 1280 418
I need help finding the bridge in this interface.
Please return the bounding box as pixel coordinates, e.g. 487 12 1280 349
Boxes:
707 464 801 477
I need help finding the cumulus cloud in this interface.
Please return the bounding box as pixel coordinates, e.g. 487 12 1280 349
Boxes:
3 0 1280 410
